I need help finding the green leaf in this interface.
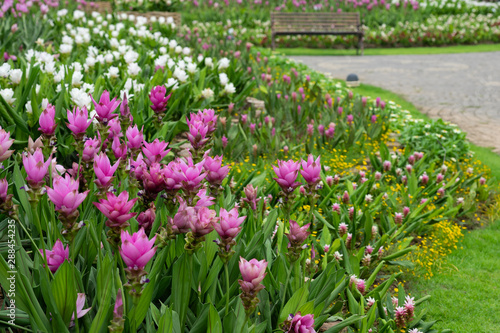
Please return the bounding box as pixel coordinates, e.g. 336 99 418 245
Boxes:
323 315 364 333
51 261 77 326
279 285 309 323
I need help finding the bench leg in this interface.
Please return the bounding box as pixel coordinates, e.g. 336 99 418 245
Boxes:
359 35 364 56
271 33 275 51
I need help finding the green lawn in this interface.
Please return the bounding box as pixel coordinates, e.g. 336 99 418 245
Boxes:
408 219 500 333
272 44 500 56
354 82 500 332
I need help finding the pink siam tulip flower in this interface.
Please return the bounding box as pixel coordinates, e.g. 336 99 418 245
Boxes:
71 294 91 322
383 160 392 171
120 93 132 122
187 120 210 150
285 312 316 333
67 106 92 138
107 118 122 142
300 154 321 186
142 163 165 196
130 153 146 182
194 189 215 208
338 222 348 236
46 174 88 216
221 136 228 148
0 178 8 201
162 160 182 192
238 257 267 293
112 137 127 160
176 157 206 193
93 153 120 189
356 278 366 294
22 148 51 188
142 139 170 164
39 239 69 273
272 159 301 193
93 191 138 228
286 220 310 246
395 306 406 328
82 135 101 163
0 127 14 162
119 228 157 269
394 212 403 225
149 85 171 114
171 197 197 234
242 184 260 211
188 109 218 134
371 115 377 123
204 155 229 185
90 90 120 124
346 114 354 125
126 125 144 151
318 124 325 135
189 207 216 237
137 207 156 233
38 104 57 136
213 207 245 240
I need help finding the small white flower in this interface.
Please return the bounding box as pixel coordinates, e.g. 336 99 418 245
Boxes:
72 71 84 87
105 66 120 79
187 63 197 74
0 63 11 78
219 73 229 86
9 69 23 84
204 57 213 68
166 78 179 90
0 89 16 105
218 57 230 70
224 83 236 95
70 88 91 108
127 63 141 77
201 88 214 99
25 101 32 114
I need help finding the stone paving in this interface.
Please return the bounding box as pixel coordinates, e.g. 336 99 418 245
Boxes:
291 52 500 153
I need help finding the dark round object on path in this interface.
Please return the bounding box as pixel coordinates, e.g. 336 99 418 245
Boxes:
346 73 360 87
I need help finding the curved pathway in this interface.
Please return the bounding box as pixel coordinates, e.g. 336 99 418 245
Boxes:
291 52 500 153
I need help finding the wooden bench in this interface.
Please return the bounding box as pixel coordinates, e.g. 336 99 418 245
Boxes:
271 12 364 55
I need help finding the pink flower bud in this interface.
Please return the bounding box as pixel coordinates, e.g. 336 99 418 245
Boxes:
286 220 310 246
273 159 301 193
119 228 157 269
300 154 321 186
46 174 88 216
90 90 120 124
38 104 57 136
0 127 15 162
39 239 69 273
204 154 229 185
22 148 51 188
142 139 170 165
213 207 245 240
238 257 267 292
149 85 171 114
126 125 144 151
67 106 91 137
94 191 138 228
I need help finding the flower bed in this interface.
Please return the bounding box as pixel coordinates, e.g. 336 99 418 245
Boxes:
0 4 497 333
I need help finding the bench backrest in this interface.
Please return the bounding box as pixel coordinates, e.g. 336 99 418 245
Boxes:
271 12 361 33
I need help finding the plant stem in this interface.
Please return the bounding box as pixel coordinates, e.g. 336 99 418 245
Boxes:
224 262 230 316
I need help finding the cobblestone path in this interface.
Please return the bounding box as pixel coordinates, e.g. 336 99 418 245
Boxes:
291 52 500 153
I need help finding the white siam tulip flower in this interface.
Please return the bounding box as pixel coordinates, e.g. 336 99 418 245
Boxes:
0 89 16 105
82 83 94 94
174 46 182 54
187 63 197 74
197 55 204 63
128 63 141 77
224 83 236 95
173 68 188 83
123 50 139 64
60 44 73 54
104 53 114 64
0 63 11 78
166 78 179 90
182 47 191 55
9 69 22 84
106 67 120 79
72 71 84 87
205 57 214 68
44 61 57 75
218 57 230 70
168 39 177 49
41 98 49 110
201 88 214 99
26 101 32 114
70 88 91 108
219 73 229 86
159 47 167 54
